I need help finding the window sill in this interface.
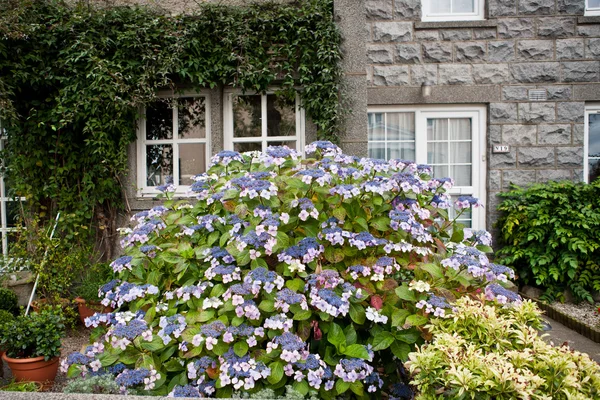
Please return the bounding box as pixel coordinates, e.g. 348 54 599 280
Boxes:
414 20 497 29
578 16 600 24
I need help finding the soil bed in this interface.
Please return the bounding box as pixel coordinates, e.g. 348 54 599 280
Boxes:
550 301 600 329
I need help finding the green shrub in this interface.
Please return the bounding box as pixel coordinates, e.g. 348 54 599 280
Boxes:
0 287 18 315
0 307 65 360
407 297 600 399
74 263 114 303
64 374 121 394
0 309 15 328
62 142 519 398
496 180 600 302
0 381 41 392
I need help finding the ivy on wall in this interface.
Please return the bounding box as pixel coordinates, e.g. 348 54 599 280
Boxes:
0 0 342 253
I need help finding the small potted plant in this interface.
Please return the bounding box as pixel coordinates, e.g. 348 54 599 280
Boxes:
73 263 113 324
0 307 65 388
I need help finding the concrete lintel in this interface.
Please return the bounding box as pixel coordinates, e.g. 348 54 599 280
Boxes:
368 85 501 105
577 16 600 24
573 84 600 101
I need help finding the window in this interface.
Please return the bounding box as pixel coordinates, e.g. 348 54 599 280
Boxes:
586 0 600 16
367 105 486 229
585 104 600 183
421 0 485 22
224 91 305 153
137 92 210 196
0 121 23 255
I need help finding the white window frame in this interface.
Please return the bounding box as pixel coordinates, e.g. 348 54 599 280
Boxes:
421 0 485 22
0 121 24 256
136 91 211 197
367 104 487 229
584 104 600 183
586 0 600 16
223 90 305 154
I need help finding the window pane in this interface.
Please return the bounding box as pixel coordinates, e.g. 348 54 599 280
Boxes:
146 101 173 140
589 0 600 8
433 166 448 179
178 97 206 139
6 201 19 228
450 142 471 163
146 144 173 186
453 0 475 13
234 142 262 153
233 95 262 138
427 118 448 140
590 159 600 183
178 143 206 185
267 94 296 137
387 113 415 141
368 113 385 141
449 118 472 140
451 165 472 186
368 142 386 159
589 114 600 157
387 142 415 160
428 143 448 164
429 0 451 13
267 141 296 148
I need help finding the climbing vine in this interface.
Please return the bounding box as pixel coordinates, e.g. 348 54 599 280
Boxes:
0 0 343 254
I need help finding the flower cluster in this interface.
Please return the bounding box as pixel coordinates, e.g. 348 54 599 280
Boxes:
277 237 324 273
416 294 453 317
334 358 374 383
157 315 187 345
218 349 270 390
306 270 361 317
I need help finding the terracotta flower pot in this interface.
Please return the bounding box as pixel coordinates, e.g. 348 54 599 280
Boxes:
1 353 59 390
74 297 113 325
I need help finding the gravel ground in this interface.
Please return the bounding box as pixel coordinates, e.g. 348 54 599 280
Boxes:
551 301 600 328
1 326 91 392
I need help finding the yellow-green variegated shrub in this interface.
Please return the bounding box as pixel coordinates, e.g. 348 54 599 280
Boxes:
407 297 600 400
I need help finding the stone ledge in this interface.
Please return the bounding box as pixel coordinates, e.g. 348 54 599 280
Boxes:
368 85 501 104
414 20 498 29
578 16 600 24
520 292 600 344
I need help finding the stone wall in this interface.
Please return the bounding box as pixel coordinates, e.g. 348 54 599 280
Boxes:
365 0 600 227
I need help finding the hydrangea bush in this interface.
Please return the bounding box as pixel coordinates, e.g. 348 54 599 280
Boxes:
62 142 520 398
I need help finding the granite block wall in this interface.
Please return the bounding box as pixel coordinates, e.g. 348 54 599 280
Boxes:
365 0 600 228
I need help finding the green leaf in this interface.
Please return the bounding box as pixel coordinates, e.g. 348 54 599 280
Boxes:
344 324 357 345
267 361 284 385
391 309 411 327
343 344 369 359
371 217 390 232
371 331 395 351
390 341 411 361
233 341 249 357
394 329 420 344
258 299 275 313
293 381 309 396
395 285 416 302
406 314 429 327
420 263 444 280
292 310 312 321
335 379 350 394
140 336 165 352
349 303 366 325
327 322 346 347
350 381 364 396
